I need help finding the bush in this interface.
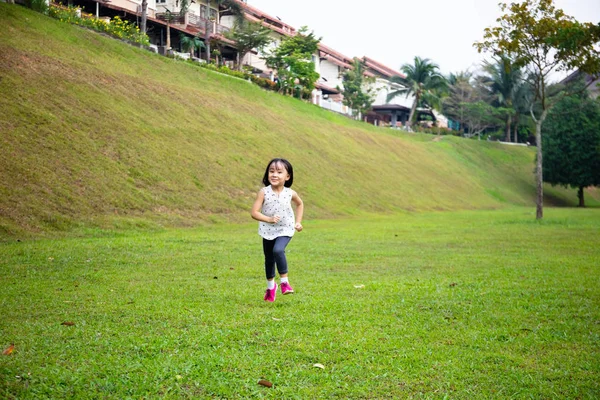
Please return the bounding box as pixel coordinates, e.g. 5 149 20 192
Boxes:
47 5 149 46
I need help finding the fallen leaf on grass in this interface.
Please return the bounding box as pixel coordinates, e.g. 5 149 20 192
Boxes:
313 363 325 369
61 321 75 326
353 284 365 289
272 317 282 321
449 282 457 287
258 379 273 388
2 344 15 355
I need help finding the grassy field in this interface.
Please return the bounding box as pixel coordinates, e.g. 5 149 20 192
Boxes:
2 3 598 238
1 208 599 398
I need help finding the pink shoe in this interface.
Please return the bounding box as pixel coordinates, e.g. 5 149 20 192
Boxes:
281 282 294 295
264 283 277 302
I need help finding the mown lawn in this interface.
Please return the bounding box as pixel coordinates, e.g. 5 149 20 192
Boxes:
1 208 599 399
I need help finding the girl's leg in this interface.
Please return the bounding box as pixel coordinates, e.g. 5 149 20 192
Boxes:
262 238 276 281
273 236 292 276
273 236 294 294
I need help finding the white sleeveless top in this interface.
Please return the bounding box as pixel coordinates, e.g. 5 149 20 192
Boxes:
258 185 295 240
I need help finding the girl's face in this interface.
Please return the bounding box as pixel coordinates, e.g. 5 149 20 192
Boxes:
268 162 290 188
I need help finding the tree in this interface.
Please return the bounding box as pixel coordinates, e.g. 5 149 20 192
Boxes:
461 101 508 139
164 0 192 51
542 90 600 207
225 21 272 70
475 0 600 219
179 33 205 58
263 26 320 95
443 71 478 133
481 56 524 142
339 58 377 119
387 56 447 129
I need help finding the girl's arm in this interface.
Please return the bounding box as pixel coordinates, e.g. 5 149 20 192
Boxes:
251 189 280 223
292 191 304 232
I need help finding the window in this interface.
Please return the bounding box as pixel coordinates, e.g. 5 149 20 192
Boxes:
200 5 207 18
209 8 217 20
156 0 166 3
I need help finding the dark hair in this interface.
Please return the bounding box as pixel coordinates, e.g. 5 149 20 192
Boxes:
262 158 294 187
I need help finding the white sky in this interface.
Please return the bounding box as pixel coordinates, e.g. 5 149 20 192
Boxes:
247 0 600 80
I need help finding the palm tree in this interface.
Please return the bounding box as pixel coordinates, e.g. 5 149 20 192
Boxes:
165 0 192 51
482 56 523 142
180 33 205 58
387 57 447 129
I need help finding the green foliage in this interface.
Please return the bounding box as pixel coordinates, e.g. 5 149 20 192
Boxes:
179 33 205 57
263 26 320 94
24 0 48 13
339 57 376 119
224 21 272 70
474 0 600 219
48 5 149 46
542 91 600 205
388 57 448 127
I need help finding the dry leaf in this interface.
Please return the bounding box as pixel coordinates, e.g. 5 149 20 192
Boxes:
258 379 273 388
272 317 282 321
2 344 15 355
61 321 75 326
313 363 325 369
353 284 365 289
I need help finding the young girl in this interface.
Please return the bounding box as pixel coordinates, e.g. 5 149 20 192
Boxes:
251 158 304 302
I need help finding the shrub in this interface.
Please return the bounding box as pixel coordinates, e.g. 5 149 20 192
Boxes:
47 4 149 46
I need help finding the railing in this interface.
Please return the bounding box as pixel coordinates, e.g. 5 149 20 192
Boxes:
187 12 230 35
155 12 186 25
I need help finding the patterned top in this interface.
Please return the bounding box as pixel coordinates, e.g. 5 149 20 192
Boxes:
258 185 295 240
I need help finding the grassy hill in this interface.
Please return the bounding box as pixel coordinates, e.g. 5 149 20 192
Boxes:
0 3 597 238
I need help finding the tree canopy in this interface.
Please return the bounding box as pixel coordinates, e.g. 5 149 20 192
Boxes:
339 58 376 119
542 90 600 207
263 26 320 94
474 0 600 219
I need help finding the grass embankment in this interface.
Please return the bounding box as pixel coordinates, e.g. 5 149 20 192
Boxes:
1 209 599 398
1 3 597 238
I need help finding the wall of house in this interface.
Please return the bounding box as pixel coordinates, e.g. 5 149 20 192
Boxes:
319 59 342 90
371 78 413 108
108 0 157 16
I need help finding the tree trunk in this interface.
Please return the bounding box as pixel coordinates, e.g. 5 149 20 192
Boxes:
505 114 511 142
204 20 211 62
513 114 519 143
140 0 148 34
577 186 585 207
166 23 171 50
407 96 418 130
534 108 549 220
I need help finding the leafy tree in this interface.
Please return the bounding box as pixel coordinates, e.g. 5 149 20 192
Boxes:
387 56 447 129
481 56 524 142
225 21 272 70
475 0 600 219
461 101 508 139
339 58 377 119
263 26 320 95
542 90 600 207
179 33 205 58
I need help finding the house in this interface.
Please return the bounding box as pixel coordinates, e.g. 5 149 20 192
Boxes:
561 70 600 99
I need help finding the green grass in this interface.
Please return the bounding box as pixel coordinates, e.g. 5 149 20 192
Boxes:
1 3 598 238
1 208 599 398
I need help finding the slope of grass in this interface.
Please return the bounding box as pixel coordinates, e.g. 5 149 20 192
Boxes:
0 3 597 238
1 208 599 398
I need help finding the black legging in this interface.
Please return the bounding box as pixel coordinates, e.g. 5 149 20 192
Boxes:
263 236 292 280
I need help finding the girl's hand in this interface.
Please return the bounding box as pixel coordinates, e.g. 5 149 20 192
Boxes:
295 222 303 232
271 215 281 224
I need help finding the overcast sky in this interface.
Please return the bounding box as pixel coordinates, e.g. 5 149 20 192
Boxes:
247 0 600 80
